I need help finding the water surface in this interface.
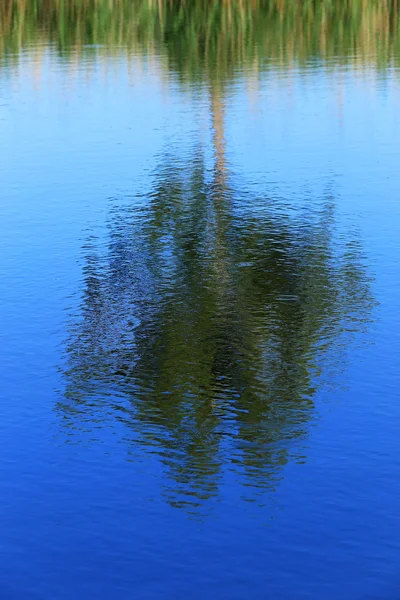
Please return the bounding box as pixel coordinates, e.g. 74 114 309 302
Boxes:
1 3 400 599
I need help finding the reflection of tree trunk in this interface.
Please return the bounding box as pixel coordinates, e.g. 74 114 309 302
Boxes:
210 84 229 280
209 83 233 365
211 84 227 187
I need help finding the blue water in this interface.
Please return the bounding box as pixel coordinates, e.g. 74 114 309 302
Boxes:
1 45 400 599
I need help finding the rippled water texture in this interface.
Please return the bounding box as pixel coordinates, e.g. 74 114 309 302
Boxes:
1 2 400 598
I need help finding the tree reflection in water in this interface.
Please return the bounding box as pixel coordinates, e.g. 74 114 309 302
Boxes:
59 96 374 510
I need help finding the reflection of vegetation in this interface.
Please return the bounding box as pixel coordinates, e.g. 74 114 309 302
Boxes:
4 0 378 509
2 0 400 78
60 111 374 507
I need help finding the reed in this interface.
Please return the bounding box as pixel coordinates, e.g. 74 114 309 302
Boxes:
1 0 400 78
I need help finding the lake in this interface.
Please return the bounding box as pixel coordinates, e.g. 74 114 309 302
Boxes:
1 2 400 598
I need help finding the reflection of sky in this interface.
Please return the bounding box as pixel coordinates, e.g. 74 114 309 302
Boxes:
232 66 399 192
1 49 400 599
230 65 400 297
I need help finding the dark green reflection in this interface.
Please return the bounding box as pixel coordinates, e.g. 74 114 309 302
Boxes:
60 94 374 508
12 0 378 509
2 0 400 75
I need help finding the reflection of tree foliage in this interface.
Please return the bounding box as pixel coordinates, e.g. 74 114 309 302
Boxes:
5 0 378 510
2 0 400 76
60 121 374 508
